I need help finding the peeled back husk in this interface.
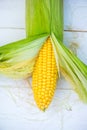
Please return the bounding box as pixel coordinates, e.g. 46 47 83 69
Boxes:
51 33 87 103
0 34 48 78
26 0 63 41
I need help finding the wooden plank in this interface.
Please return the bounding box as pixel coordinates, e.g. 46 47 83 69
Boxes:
0 0 25 28
0 29 25 46
64 0 87 31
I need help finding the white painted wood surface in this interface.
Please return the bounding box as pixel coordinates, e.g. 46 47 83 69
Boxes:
64 0 87 31
0 0 87 130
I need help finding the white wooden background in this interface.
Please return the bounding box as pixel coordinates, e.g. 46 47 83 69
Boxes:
0 0 87 130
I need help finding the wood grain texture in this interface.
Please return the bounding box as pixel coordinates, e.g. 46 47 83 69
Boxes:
0 0 25 28
64 0 87 31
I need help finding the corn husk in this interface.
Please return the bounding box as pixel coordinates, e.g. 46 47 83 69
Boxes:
26 0 63 41
0 34 48 78
51 33 87 102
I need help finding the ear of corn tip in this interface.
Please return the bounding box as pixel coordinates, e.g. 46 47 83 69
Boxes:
32 37 58 111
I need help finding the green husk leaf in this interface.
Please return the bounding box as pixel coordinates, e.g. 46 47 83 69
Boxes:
26 0 63 41
0 34 48 78
26 0 50 37
51 0 63 41
52 33 87 102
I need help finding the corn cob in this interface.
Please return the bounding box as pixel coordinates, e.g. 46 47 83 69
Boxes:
32 37 58 111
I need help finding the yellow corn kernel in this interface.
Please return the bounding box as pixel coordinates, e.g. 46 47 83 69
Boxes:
32 37 58 111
